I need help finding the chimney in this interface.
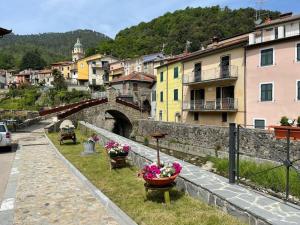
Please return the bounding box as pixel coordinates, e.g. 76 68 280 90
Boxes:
211 36 219 46
264 17 272 24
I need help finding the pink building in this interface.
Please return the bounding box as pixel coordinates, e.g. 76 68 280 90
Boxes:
246 13 300 129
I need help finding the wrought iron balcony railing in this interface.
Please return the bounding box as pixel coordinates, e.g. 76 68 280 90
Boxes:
183 98 238 111
183 65 238 84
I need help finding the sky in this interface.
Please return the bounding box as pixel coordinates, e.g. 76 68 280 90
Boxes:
1 0 300 38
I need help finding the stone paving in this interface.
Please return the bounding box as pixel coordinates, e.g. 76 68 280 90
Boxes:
81 121 300 225
0 122 120 225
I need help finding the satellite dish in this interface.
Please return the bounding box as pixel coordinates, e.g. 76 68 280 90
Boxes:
255 18 262 25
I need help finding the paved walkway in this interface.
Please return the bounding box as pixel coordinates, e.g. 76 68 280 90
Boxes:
0 122 119 225
82 121 300 225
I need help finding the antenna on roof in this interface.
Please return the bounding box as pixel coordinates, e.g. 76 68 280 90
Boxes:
255 0 267 25
161 43 166 54
185 40 192 53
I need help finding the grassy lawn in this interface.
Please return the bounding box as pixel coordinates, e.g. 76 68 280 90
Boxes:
209 157 300 199
47 131 245 225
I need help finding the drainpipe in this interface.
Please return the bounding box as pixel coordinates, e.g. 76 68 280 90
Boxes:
244 46 247 127
181 62 184 123
166 65 169 122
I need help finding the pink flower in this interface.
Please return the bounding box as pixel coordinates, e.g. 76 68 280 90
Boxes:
172 162 182 174
122 145 130 152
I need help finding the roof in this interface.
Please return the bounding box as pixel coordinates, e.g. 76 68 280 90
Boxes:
38 69 52 74
0 27 12 36
51 61 73 66
256 13 300 29
110 72 155 84
78 53 102 63
143 53 164 63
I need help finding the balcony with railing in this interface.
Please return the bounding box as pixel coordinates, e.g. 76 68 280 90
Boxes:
183 65 238 85
182 98 238 112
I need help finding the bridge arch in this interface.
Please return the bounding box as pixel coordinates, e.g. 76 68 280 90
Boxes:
105 109 133 138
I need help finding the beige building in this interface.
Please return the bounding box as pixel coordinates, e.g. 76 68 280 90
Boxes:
51 61 73 79
87 55 118 88
182 34 248 126
109 60 125 81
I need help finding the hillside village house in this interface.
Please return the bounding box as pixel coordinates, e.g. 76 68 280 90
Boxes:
51 61 72 79
156 56 186 122
181 35 248 126
109 61 125 81
110 71 155 111
14 69 39 86
142 53 165 76
124 58 143 75
77 53 118 88
37 69 53 86
246 13 300 128
87 55 118 89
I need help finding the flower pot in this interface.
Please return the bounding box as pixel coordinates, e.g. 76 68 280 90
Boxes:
143 174 178 187
273 126 300 140
83 141 95 153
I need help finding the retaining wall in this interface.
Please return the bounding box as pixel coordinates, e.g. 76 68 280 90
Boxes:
132 120 300 163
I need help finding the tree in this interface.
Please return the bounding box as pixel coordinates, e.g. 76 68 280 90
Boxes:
51 69 67 90
19 50 46 70
0 53 15 69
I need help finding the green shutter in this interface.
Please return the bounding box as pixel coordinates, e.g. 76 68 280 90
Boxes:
261 49 273 66
174 67 178 78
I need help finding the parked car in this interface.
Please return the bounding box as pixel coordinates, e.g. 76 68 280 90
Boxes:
0 122 12 150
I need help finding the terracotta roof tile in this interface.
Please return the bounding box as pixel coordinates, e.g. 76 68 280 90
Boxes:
110 71 155 83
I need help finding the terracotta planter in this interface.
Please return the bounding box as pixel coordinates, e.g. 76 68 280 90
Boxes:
273 126 300 140
143 174 178 187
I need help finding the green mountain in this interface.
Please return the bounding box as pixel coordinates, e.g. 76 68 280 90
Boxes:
98 6 280 58
0 29 111 69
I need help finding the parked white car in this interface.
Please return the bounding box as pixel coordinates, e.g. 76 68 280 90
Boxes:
0 123 12 150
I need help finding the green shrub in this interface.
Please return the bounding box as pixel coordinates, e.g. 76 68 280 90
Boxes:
280 116 290 126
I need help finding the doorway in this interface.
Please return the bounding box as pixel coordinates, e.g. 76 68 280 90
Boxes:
220 55 230 78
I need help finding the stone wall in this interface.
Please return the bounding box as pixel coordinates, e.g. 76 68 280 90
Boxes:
132 120 300 163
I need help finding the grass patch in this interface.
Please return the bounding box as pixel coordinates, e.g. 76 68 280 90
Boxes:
209 157 300 198
47 131 245 225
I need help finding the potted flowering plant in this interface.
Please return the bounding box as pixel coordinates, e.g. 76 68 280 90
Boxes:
105 140 130 158
273 117 300 140
141 161 182 187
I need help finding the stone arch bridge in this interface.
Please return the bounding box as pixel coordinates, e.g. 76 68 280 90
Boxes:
40 90 149 137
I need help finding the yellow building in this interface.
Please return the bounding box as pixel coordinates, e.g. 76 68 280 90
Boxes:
156 60 183 122
182 35 248 126
77 54 102 84
51 61 72 79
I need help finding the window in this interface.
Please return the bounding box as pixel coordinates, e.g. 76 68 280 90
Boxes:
254 119 265 129
159 111 163 121
160 72 164 82
297 43 300 61
160 91 163 102
144 63 148 69
275 27 278 39
222 112 227 122
260 83 273 101
92 79 96 86
260 48 274 66
297 81 300 100
133 83 138 92
152 91 156 102
92 68 96 75
174 89 178 101
194 112 199 121
174 67 179 79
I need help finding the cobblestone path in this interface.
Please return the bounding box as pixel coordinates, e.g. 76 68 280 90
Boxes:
11 125 119 225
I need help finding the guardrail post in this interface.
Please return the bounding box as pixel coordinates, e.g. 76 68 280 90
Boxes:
229 123 236 184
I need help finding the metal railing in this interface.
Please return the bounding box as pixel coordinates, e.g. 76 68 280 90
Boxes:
182 98 238 111
183 65 238 84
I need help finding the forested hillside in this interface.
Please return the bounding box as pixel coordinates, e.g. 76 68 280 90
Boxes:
98 6 280 58
0 29 110 69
